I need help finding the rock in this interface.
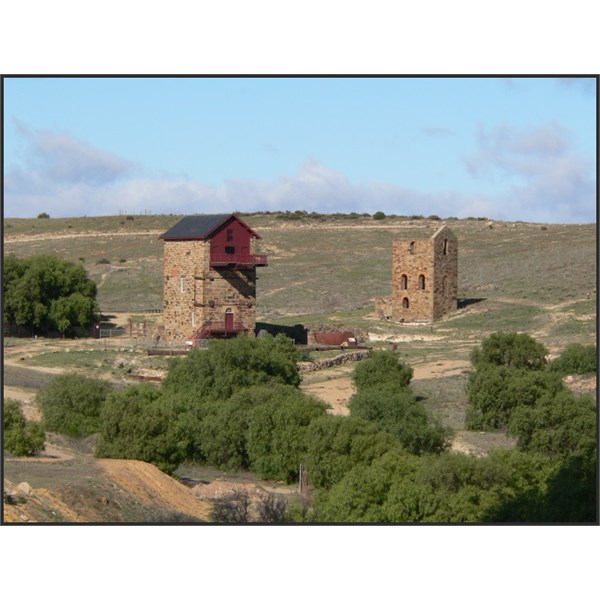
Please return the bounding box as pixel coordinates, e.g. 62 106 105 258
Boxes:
16 482 33 497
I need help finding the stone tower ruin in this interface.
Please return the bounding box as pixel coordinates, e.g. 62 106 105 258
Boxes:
159 214 268 341
377 225 458 322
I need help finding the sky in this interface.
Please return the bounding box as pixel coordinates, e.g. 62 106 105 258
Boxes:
3 76 597 223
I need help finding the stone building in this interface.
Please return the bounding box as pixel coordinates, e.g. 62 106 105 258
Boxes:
159 214 268 341
376 225 458 322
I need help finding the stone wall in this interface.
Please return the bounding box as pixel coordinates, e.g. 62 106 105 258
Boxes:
163 240 209 340
162 239 258 340
389 225 458 322
297 350 371 372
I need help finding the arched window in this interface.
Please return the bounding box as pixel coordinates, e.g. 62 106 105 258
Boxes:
443 239 448 255
418 274 426 290
402 297 410 309
409 241 416 255
400 274 408 290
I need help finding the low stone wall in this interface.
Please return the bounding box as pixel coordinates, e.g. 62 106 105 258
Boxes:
298 350 371 372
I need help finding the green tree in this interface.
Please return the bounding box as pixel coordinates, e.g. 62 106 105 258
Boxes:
352 351 413 393
549 343 597 375
163 334 301 401
373 211 386 221
246 386 327 482
471 332 548 370
466 364 564 430
508 391 596 458
315 449 420 522
198 384 294 471
38 373 111 436
3 399 46 456
304 415 400 489
349 385 447 454
96 384 188 475
3 254 99 334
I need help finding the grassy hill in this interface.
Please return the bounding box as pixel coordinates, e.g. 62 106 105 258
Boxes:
4 212 596 351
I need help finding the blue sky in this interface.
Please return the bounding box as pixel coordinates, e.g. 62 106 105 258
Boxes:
3 76 596 223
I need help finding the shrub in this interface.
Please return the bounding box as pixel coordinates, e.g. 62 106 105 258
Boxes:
96 384 187 475
198 384 294 471
304 415 399 489
37 212 50 219
549 343 596 375
508 391 596 458
373 211 386 221
349 386 447 455
246 387 327 482
210 490 251 523
96 258 110 265
3 399 46 456
466 364 564 430
38 373 111 436
163 334 301 401
470 332 548 370
3 254 99 335
125 215 135 221
352 351 413 393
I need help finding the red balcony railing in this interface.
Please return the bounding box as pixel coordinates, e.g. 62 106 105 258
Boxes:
191 320 248 340
210 254 268 267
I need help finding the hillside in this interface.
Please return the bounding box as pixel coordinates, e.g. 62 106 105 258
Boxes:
4 213 596 346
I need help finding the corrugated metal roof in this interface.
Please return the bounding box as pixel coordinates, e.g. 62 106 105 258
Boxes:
159 214 235 240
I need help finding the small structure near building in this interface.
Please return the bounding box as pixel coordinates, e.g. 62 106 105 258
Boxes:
376 225 458 323
159 213 268 342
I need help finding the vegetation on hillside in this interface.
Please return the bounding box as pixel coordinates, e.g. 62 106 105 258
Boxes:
87 333 598 521
549 343 597 376
3 254 99 335
37 373 112 437
3 399 46 456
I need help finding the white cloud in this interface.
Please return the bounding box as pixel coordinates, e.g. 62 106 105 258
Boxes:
4 123 595 224
463 122 595 223
12 121 135 185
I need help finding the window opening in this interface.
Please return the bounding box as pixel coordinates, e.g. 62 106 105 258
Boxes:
400 274 408 290
443 239 448 255
226 229 234 242
419 274 426 290
402 297 410 309
225 246 236 255
409 241 416 255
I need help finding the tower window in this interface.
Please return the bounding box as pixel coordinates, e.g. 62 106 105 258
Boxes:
400 274 408 290
402 297 410 309
409 241 416 255
419 274 426 290
443 239 448 255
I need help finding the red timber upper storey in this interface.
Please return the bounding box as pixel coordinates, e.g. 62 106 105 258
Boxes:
160 214 268 268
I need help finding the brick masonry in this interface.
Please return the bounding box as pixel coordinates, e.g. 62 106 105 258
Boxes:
380 225 458 322
162 239 259 340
